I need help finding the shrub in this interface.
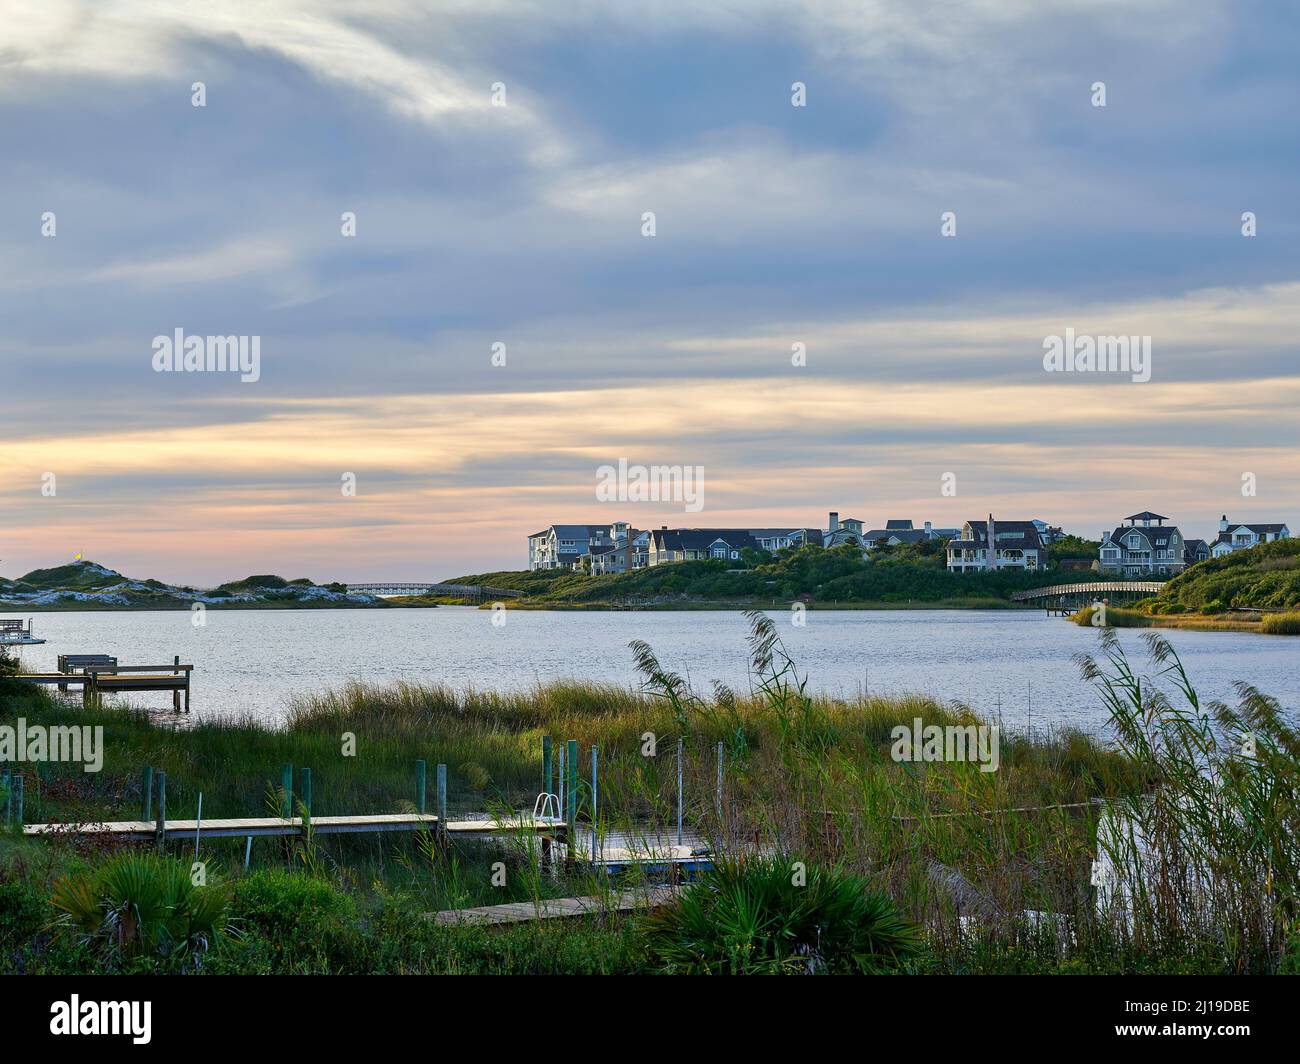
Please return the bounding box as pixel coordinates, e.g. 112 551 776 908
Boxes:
1260 611 1300 635
49 853 234 963
641 856 920 974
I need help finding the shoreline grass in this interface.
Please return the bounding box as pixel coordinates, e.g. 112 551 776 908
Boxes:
2 618 1295 975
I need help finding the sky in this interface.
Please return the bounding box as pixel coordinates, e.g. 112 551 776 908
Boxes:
1 0 1297 585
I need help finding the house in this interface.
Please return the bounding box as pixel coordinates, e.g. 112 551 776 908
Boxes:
528 524 618 570
1099 512 1186 577
646 528 760 565
1183 539 1210 566
825 512 957 550
1208 515 1291 558
589 526 650 575
946 515 1048 572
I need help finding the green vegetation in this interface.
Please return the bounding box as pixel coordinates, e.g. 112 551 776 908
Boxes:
0 559 384 611
2 618 1294 974
1261 611 1300 635
1156 539 1300 610
453 542 1098 608
641 857 920 974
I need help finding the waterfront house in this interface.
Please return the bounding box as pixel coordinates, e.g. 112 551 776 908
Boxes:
1208 515 1291 558
1099 512 1186 577
1183 539 1210 566
826 513 957 550
646 528 760 565
589 526 649 574
528 524 618 570
946 515 1047 572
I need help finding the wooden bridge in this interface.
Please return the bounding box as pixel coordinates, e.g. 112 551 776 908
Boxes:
1012 581 1165 614
348 581 525 600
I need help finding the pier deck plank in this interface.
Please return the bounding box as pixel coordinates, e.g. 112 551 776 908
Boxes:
22 814 566 841
433 885 680 926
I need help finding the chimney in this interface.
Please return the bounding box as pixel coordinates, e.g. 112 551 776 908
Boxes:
924 520 932 534
828 511 839 533
1220 514 1229 533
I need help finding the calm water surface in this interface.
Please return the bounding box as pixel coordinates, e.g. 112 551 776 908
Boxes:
12 608 1298 731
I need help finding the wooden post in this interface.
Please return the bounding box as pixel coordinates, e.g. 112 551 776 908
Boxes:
140 765 153 821
154 771 166 853
416 759 427 814
436 763 447 846
2 770 10 825
566 739 578 840
172 655 181 713
557 743 566 820
716 741 724 820
300 767 312 824
591 745 598 862
676 738 684 846
280 763 293 818
542 735 552 798
12 775 22 827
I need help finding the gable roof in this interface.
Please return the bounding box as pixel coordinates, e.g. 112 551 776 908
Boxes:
885 519 913 530
1124 511 1168 522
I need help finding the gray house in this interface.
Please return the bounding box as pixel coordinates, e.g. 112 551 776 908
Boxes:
1099 512 1186 577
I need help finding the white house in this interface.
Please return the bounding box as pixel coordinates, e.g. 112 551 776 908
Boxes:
1208 515 1291 558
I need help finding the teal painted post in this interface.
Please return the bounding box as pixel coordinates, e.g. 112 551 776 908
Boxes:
436 763 447 845
154 771 166 854
13 775 23 827
566 739 578 838
416 759 427 814
542 736 553 798
716 741 724 820
2 770 10 825
140 765 153 821
280 763 293 818
591 745 598 861
300 768 312 820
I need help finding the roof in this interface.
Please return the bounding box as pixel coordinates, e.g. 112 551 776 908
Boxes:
651 529 758 552
862 528 927 545
1110 525 1183 546
885 519 913 530
1224 522 1288 535
1124 511 1168 522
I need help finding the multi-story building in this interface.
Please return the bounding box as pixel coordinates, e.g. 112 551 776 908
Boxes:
1099 512 1186 576
527 524 618 570
1208 515 1291 558
825 513 957 549
946 515 1048 572
1184 539 1211 566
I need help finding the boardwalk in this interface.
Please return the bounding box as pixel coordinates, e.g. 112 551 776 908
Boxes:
1011 581 1165 605
348 581 524 599
23 813 565 842
433 885 680 926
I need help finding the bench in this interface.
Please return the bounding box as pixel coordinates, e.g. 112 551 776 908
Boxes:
56 655 120 691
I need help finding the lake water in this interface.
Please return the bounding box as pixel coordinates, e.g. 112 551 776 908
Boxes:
8 608 1298 731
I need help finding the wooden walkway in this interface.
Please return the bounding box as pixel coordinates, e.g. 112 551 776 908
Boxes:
15 662 194 710
23 814 566 842
433 885 680 926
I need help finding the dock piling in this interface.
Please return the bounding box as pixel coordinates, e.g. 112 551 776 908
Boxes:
591 745 598 862
436 764 447 846
300 768 312 824
280 763 293 819
565 740 578 841
140 765 153 821
13 775 23 827
2 770 10 825
716 741 724 820
676 738 684 846
154 771 166 854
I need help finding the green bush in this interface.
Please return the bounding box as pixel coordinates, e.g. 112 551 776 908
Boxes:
49 853 235 964
641 856 920 974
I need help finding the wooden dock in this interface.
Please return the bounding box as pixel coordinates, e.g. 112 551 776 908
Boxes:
433 885 680 926
0 619 45 646
22 813 565 842
16 660 193 711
